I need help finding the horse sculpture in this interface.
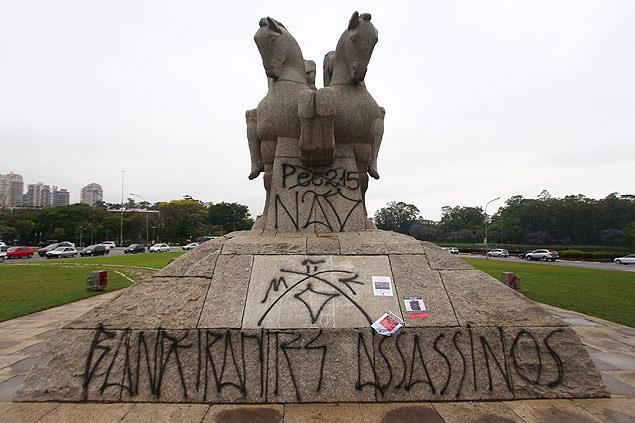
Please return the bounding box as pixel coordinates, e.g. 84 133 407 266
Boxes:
324 12 385 222
247 18 336 227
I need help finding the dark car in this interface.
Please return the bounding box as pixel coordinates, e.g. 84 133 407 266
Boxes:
38 241 74 257
80 244 110 257
124 244 146 254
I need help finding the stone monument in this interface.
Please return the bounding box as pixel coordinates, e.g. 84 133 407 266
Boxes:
17 12 607 405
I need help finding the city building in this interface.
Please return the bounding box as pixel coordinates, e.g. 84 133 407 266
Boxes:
24 182 51 208
0 172 24 208
52 186 70 207
81 183 103 206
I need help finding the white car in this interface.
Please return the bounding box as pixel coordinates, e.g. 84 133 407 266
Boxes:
149 243 170 252
182 242 199 251
614 254 635 265
100 241 116 250
46 246 77 259
487 249 509 258
0 244 7 262
447 247 459 254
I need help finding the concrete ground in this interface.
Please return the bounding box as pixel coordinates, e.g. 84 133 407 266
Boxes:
1 294 634 422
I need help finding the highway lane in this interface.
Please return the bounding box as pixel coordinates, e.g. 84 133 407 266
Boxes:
464 254 635 272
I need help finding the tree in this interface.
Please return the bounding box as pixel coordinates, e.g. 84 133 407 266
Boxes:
439 206 486 232
374 201 422 233
157 199 210 243
207 202 253 234
599 229 625 246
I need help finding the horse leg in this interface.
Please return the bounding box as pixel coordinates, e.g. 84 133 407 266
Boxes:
368 107 385 180
258 139 277 228
246 109 263 180
315 87 336 165
353 143 372 225
298 90 317 165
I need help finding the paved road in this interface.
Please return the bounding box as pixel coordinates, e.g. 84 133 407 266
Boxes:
2 247 181 263
465 254 635 272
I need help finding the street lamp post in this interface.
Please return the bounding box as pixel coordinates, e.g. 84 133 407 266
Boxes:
130 193 150 247
483 196 501 247
120 170 125 247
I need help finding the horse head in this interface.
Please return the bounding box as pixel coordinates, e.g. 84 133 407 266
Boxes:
254 17 305 82
334 12 378 84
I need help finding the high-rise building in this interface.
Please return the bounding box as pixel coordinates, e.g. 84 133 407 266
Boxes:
52 186 70 207
81 183 103 206
0 172 24 208
24 182 51 208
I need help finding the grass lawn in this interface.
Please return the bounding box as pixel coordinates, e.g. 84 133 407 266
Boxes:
63 251 184 269
464 258 635 328
0 265 134 321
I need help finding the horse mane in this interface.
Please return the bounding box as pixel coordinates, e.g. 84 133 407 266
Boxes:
323 51 335 86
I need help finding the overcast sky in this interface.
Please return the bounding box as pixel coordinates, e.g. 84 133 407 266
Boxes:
1 1 633 220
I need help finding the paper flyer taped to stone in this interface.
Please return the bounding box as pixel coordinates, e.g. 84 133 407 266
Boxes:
372 275 393 296
404 296 428 318
371 310 404 336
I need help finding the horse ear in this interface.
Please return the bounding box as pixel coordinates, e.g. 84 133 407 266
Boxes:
348 11 360 30
267 17 283 34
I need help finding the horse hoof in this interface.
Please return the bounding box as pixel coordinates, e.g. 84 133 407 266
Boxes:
248 170 262 180
369 169 380 179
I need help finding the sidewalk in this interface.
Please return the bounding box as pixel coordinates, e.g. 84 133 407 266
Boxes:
0 293 633 422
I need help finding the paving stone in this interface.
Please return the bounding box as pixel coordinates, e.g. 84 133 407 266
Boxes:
4 355 40 375
38 403 134 423
18 341 47 354
222 234 307 255
589 351 635 371
389 255 458 327
67 278 210 329
198 254 254 328
561 317 604 327
1 340 42 355
578 334 635 355
1 327 53 340
243 255 402 329
284 403 364 423
433 401 524 422
574 397 635 423
203 404 283 423
338 231 425 255
440 270 562 327
0 374 25 401
359 403 443 423
421 242 473 269
0 374 14 383
600 372 635 396
504 399 603 422
0 402 59 423
0 354 31 371
120 403 209 422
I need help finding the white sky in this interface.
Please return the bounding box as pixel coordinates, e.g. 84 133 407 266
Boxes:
1 1 633 220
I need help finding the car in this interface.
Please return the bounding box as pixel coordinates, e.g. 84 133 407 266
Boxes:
46 246 77 259
519 250 534 259
614 254 635 265
182 242 199 251
0 244 8 262
487 248 509 258
149 243 170 253
38 241 75 257
100 241 116 250
80 244 110 257
447 247 459 254
124 244 146 254
7 246 34 259
526 249 559 261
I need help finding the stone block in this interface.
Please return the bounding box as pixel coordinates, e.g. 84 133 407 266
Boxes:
421 242 473 270
339 231 425 255
266 329 376 403
284 403 364 423
440 270 561 327
38 403 134 423
154 239 224 278
67 278 210 330
389 255 458 327
242 255 402 329
359 403 443 423
204 404 283 423
221 235 306 255
198 255 254 328
306 234 340 255
433 401 524 422
0 402 59 423
504 398 604 422
574 398 635 423
120 403 209 422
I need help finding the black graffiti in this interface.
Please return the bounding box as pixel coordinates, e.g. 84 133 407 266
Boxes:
81 327 569 402
258 259 370 327
282 163 360 190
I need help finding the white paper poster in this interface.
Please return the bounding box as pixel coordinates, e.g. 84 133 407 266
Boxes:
372 276 393 296
371 310 404 336
403 296 428 318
